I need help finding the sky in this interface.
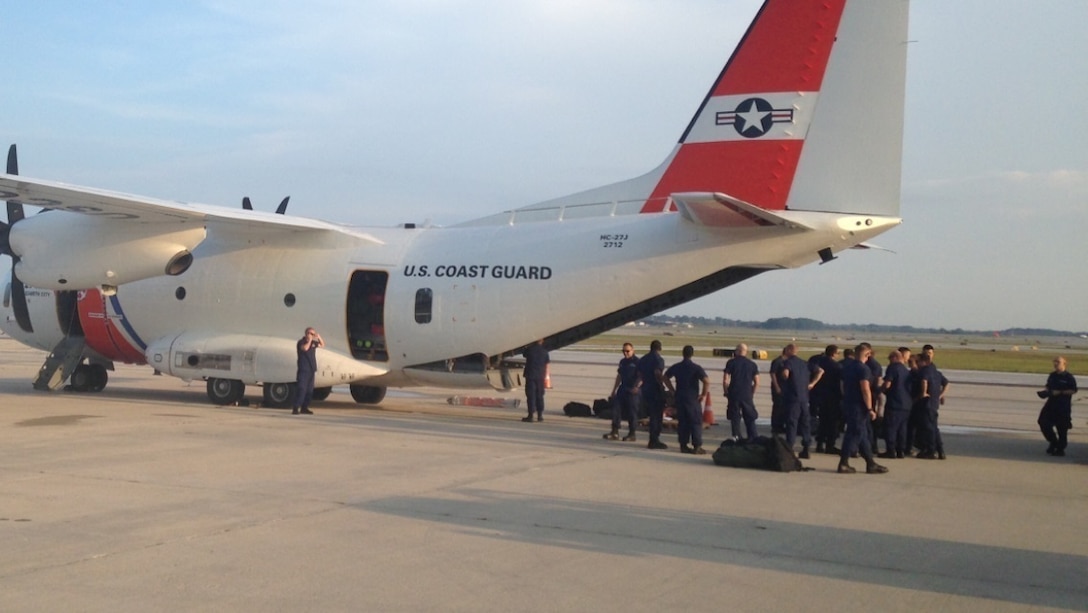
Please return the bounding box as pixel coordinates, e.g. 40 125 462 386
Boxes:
0 0 1085 333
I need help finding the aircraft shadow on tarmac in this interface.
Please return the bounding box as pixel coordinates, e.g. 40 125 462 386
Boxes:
356 488 1086 610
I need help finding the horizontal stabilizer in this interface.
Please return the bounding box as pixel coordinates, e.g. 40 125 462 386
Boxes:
851 242 895 253
672 192 813 230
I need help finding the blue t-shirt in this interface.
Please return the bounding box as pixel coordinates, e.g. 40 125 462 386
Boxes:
840 357 870 409
815 354 842 400
665 359 708 406
883 362 911 411
638 352 665 400
1045 370 1078 413
724 356 758 402
297 338 318 372
523 344 550 380
617 355 640 392
779 355 810 403
769 356 786 400
919 364 947 411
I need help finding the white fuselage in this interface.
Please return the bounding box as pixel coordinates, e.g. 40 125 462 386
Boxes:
3 204 897 390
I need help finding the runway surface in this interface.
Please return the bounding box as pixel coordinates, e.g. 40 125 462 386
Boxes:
0 340 1085 612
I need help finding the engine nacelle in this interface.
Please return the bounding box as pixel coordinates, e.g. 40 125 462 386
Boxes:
144 332 386 386
9 212 206 290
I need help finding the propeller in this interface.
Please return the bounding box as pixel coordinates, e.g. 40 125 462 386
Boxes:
2 144 33 332
241 196 290 214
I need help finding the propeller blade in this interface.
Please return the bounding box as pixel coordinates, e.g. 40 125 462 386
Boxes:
0 221 11 257
6 145 24 223
4 144 32 333
242 196 253 211
6 144 17 175
10 268 33 333
275 196 290 215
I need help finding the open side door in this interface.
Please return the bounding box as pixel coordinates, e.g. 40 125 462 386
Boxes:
346 270 388 361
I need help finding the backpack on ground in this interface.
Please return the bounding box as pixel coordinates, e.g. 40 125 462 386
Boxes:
712 438 771 469
592 397 612 419
562 401 593 417
712 436 804 472
766 435 804 472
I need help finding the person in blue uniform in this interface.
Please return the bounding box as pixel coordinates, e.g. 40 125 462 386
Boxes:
880 350 912 458
722 343 760 442
638 340 668 450
293 327 324 415
1038 356 1077 456
605 343 641 442
778 344 815 458
814 345 843 454
768 348 788 435
664 345 710 455
861 342 884 453
522 339 549 422
914 352 949 459
837 344 888 474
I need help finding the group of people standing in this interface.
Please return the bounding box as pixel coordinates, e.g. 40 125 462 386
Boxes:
602 341 710 454
525 337 1077 464
675 340 956 474
730 342 949 473
526 339 712 454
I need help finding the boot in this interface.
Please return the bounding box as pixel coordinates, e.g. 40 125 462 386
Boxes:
603 430 619 441
866 462 889 474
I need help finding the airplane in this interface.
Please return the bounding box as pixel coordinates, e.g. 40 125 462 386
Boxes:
0 0 909 407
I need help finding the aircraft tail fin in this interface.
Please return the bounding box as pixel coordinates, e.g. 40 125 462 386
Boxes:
493 0 908 223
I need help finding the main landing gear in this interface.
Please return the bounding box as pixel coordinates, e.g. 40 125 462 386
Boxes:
205 378 338 407
68 363 109 392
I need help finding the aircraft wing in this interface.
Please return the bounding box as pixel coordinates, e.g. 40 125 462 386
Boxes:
671 192 813 231
0 174 384 245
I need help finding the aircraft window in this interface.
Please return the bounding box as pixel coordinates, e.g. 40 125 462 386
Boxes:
284 293 296 307
175 287 186 300
415 288 432 324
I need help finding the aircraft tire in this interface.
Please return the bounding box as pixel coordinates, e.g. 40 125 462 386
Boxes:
350 384 386 404
262 382 296 408
69 364 92 392
207 378 245 405
87 364 108 392
313 386 332 401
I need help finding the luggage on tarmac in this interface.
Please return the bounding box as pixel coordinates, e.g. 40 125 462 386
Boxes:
592 397 612 419
712 438 769 469
562 401 593 417
712 436 804 472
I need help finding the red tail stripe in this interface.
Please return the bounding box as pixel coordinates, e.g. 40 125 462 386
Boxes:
714 0 846 95
646 141 803 212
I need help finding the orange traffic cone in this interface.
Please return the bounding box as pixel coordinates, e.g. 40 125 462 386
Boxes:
544 366 552 389
702 393 715 426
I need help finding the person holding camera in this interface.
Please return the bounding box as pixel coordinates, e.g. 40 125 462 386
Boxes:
293 327 324 415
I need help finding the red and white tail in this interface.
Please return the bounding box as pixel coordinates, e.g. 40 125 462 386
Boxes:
524 0 909 219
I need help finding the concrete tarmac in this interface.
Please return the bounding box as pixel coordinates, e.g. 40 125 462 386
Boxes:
0 340 1085 612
